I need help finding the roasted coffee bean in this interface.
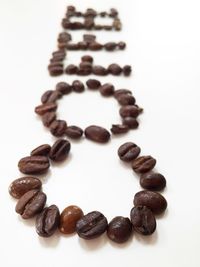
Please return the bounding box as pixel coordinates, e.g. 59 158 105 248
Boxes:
140 173 166 191
48 63 63 70
107 216 132 243
49 139 71 162
76 211 108 240
67 5 76 12
9 177 42 199
81 55 93 63
114 89 132 99
83 34 96 43
42 112 56 127
133 191 167 214
79 62 92 70
59 205 84 234
119 105 139 118
69 22 84 30
85 8 97 17
89 42 103 51
84 17 94 30
51 53 65 61
134 105 143 113
123 117 139 129
31 144 51 157
56 82 72 95
50 120 67 137
94 25 103 30
18 156 50 175
72 80 85 93
85 125 110 143
15 189 46 219
117 94 136 106
35 103 57 116
110 124 129 134
132 156 156 173
57 32 71 42
103 25 113 30
130 206 156 235
65 126 83 139
66 43 80 50
99 83 115 96
86 79 101 89
113 19 122 31
49 66 64 76
36 205 60 237
108 64 122 75
65 64 78 74
123 65 132 76
118 41 126 50
78 41 88 50
77 68 92 76
104 42 117 51
41 90 61 104
100 11 107 17
93 65 108 76
41 90 54 104
110 8 118 17
52 50 66 57
118 142 141 162
57 42 67 49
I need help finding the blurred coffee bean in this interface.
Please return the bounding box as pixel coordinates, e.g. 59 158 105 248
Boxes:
99 83 115 96
65 64 78 74
123 117 139 129
72 80 85 92
42 112 56 127
86 79 101 89
56 82 72 95
108 64 122 75
111 124 129 134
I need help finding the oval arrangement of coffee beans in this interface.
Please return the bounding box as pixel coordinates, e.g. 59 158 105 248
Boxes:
9 5 168 247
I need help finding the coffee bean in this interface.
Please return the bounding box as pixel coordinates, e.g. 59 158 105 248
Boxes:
130 206 156 235
56 82 72 95
132 156 156 173
83 34 96 43
72 80 85 92
99 83 115 96
50 57 64 63
66 43 80 50
18 156 50 175
118 42 126 50
41 90 61 104
52 50 66 57
85 8 97 17
57 42 67 49
35 103 57 116
94 25 103 30
81 55 93 63
50 120 67 137
15 189 46 219
100 11 107 17
41 90 54 104
77 68 92 76
110 8 118 17
67 5 76 12
76 211 108 239
86 79 101 89
65 126 83 139
89 42 103 51
93 65 108 76
114 89 132 99
49 139 71 162
57 32 71 42
123 117 139 129
85 125 110 143
49 66 64 76
118 142 141 162
9 177 42 199
103 25 113 30
84 17 94 30
123 65 132 76
113 19 122 31
69 22 84 30
111 124 129 134
79 62 92 71
140 173 166 191
104 42 117 51
77 41 88 50
59 205 84 234
107 216 132 243
65 64 78 74
117 94 136 106
42 112 56 127
36 205 60 237
31 144 51 157
108 64 122 75
133 191 167 214
119 105 139 118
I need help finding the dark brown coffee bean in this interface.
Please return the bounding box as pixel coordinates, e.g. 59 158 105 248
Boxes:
132 156 156 173
93 65 108 76
35 103 57 116
110 124 129 134
140 173 166 191
56 82 72 95
67 5 76 12
123 65 132 76
59 205 84 234
77 68 92 76
117 94 136 106
18 156 50 175
50 120 67 137
117 42 126 50
79 62 92 70
76 211 108 240
52 50 66 57
57 32 71 43
86 79 101 89
99 83 115 96
48 63 64 71
114 89 132 99
110 8 118 17
49 139 71 162
84 17 94 29
15 189 46 219
77 41 88 50
89 42 103 51
85 8 97 17
9 177 42 199
65 64 78 74
81 55 93 63
118 142 141 162
100 11 107 17
85 125 110 143
66 43 80 50
41 90 61 104
57 42 67 49
83 34 96 43
41 90 54 104
107 216 132 243
70 22 84 30
123 117 139 129
130 206 156 235
134 191 167 214
42 112 56 127
108 64 122 75
113 19 122 31
119 105 139 118
94 25 103 30
72 80 85 93
36 205 60 237
31 144 51 157
49 66 64 76
103 25 113 30
104 42 117 51
65 126 83 139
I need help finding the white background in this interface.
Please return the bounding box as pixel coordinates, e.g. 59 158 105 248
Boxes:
0 0 200 266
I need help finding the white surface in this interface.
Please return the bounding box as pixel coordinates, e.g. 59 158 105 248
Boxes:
0 0 200 266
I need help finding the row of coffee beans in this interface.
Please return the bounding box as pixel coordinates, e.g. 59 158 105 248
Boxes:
9 141 167 242
34 81 142 141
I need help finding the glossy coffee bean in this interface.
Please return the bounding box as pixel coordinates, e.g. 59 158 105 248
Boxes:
119 105 139 118
130 206 156 235
59 205 84 234
118 142 141 162
35 103 57 116
132 156 156 173
79 62 93 71
99 83 115 96
65 126 83 139
81 55 93 63
18 156 50 175
41 90 61 104
77 68 92 76
107 216 132 243
42 112 56 127
56 82 72 95
31 144 51 157
41 90 53 104
114 89 132 99
49 139 71 162
111 124 129 134
65 64 78 74
93 65 108 76
89 42 103 51
117 94 136 106
49 66 64 76
123 117 139 129
15 189 46 219
76 211 108 239
72 80 85 93
104 42 117 51
140 172 166 191
134 190 167 214
86 79 101 89
50 120 67 137
123 65 132 76
85 125 110 143
108 64 122 75
36 205 60 237
118 42 126 50
9 177 42 199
